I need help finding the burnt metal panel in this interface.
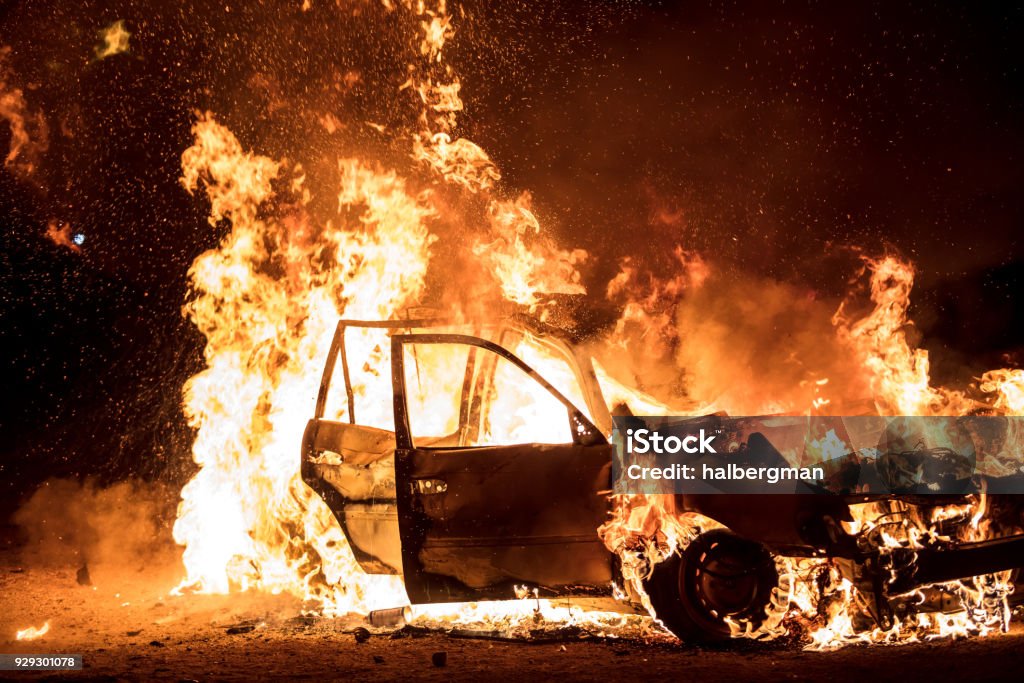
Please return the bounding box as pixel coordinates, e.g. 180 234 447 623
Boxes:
389 331 614 603
890 533 1024 593
300 418 402 574
396 443 614 603
678 493 854 553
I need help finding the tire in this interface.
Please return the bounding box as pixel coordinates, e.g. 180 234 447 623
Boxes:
644 528 778 643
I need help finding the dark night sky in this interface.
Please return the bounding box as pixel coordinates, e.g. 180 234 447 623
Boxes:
2 1 1023 513
460 3 1024 283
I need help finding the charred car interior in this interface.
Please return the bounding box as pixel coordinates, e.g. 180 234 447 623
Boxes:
301 317 617 602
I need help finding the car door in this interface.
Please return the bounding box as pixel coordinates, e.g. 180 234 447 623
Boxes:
390 332 614 604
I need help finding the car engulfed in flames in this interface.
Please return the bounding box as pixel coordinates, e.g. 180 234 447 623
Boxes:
5 0 1024 658
301 314 1024 646
143 0 1024 651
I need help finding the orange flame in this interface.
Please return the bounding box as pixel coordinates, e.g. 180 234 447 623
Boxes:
16 622 50 641
44 220 81 252
172 1 593 625
95 20 130 60
600 253 1023 648
0 47 48 178
833 255 978 415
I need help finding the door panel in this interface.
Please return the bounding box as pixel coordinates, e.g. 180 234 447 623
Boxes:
398 443 612 602
300 418 402 574
390 333 613 603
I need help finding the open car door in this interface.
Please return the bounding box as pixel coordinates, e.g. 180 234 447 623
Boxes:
391 333 614 603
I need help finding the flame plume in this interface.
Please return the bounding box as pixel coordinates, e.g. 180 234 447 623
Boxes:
172 1 589 619
0 46 48 179
833 256 974 415
600 254 1024 649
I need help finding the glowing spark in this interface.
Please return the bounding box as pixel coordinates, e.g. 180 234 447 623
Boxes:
96 21 130 59
16 622 50 641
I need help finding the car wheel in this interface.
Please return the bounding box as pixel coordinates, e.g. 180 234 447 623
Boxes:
644 528 778 643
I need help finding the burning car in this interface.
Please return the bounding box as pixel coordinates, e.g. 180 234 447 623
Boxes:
302 316 1024 643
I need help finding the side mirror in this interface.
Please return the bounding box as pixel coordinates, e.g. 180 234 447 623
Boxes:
570 409 606 447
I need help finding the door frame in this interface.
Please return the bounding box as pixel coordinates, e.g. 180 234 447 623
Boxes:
390 333 613 602
390 333 607 450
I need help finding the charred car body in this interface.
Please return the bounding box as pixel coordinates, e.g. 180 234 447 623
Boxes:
301 316 1024 642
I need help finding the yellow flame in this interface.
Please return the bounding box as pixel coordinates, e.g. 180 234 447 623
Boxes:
833 256 975 415
173 1 593 628
16 622 50 641
981 368 1024 414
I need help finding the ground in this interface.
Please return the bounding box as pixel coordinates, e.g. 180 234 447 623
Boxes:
1 534 1023 682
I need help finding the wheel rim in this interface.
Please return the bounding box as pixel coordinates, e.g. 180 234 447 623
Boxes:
693 541 761 615
679 531 776 626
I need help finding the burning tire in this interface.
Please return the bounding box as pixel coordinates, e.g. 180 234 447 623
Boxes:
645 529 778 643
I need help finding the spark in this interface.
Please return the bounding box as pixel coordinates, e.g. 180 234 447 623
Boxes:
96 20 130 59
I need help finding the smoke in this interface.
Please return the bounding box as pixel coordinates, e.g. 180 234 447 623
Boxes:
0 46 48 181
13 478 177 568
672 270 868 414
592 255 871 415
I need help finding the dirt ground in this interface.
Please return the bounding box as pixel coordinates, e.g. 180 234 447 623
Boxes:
1 530 1023 683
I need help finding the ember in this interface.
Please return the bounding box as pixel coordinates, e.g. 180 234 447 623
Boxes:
15 622 50 642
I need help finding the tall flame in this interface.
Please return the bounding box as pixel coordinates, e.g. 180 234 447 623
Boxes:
172 1 589 618
174 113 432 610
833 255 974 415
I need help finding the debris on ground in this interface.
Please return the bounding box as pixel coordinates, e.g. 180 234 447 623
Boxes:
226 625 256 635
